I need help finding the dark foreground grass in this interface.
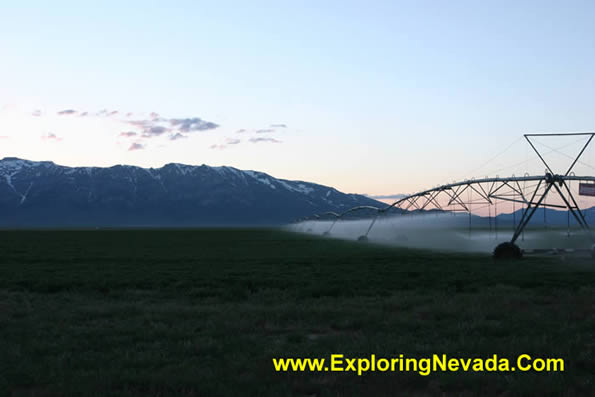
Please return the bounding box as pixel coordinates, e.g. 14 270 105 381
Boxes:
0 229 593 396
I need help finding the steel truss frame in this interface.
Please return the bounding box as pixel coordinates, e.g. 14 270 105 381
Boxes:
300 133 595 246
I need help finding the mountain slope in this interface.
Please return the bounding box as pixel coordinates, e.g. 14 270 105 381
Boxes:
0 157 382 226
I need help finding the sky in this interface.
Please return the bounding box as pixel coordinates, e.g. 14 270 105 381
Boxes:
1 0 595 197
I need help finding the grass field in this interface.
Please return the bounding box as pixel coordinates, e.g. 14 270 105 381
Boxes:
0 229 593 396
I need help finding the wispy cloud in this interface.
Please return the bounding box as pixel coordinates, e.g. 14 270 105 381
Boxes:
249 137 281 143
119 131 137 137
42 132 63 141
169 133 187 141
125 120 170 138
96 109 120 117
209 138 242 150
124 115 219 143
255 128 275 134
128 142 145 151
30 107 220 150
236 129 246 134
169 117 219 132
270 124 287 128
142 125 169 138
127 120 150 128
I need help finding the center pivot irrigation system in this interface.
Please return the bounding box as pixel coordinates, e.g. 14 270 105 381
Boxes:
298 133 595 259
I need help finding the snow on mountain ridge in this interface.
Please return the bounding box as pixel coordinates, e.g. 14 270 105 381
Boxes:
0 157 383 226
0 157 348 198
0 157 48 172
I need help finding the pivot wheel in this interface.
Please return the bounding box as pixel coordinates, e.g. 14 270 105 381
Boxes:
493 242 523 259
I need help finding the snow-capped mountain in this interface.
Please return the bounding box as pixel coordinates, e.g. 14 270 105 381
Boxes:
0 157 382 226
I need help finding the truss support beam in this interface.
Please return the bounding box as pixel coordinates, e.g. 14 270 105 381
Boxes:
511 182 553 243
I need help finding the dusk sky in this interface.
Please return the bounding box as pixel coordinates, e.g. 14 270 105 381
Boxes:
1 1 595 196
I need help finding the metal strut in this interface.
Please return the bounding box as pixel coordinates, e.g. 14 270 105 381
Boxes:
297 133 595 252
364 213 379 237
509 133 595 244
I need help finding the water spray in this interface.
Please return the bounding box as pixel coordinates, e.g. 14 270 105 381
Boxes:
292 133 595 259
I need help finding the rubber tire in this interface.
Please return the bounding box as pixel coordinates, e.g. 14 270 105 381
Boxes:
493 242 523 259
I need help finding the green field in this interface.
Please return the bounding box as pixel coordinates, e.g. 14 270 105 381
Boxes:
0 229 593 396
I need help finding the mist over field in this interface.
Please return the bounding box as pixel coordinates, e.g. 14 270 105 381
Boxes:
289 212 593 253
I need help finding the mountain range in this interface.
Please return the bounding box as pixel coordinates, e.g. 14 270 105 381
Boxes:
0 157 382 227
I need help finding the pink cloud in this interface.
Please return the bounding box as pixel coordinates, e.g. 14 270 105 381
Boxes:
120 131 137 137
128 142 145 151
42 132 63 142
249 137 281 143
169 133 187 141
